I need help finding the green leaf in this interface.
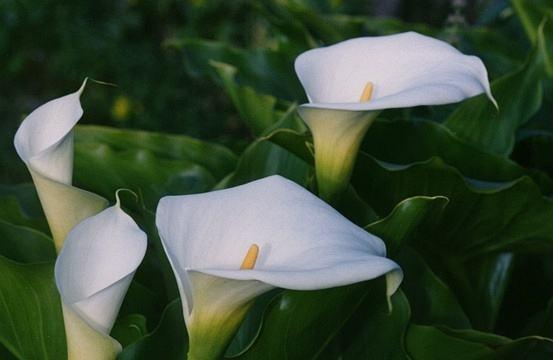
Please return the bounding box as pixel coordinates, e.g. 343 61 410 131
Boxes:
364 196 470 328
522 296 553 338
75 125 238 181
513 131 553 178
118 299 187 360
398 247 471 329
210 61 280 137
0 196 48 233
363 119 552 190
118 280 165 331
443 48 543 157
0 184 47 230
225 290 282 357
353 154 553 329
512 0 553 76
111 314 148 348
365 196 448 255
236 282 379 360
320 289 411 360
0 220 55 263
74 142 217 210
169 38 304 101
406 324 503 359
0 256 66 360
354 155 553 255
407 324 553 360
217 139 310 189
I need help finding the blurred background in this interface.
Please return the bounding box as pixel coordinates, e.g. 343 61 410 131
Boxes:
0 0 531 183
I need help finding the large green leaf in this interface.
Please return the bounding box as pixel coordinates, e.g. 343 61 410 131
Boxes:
0 220 55 263
0 196 49 234
407 324 553 359
362 119 553 190
118 299 187 360
354 155 553 255
75 125 238 181
210 61 281 137
406 324 504 359
365 196 470 329
443 47 544 157
320 289 411 360
353 154 553 329
0 256 66 360
74 142 217 210
168 38 304 101
236 282 377 360
398 247 471 329
512 0 553 76
513 131 553 178
217 139 310 189
365 195 448 255
0 184 47 231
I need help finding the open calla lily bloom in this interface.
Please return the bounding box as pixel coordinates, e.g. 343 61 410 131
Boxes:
156 175 402 360
295 32 497 202
55 200 147 360
14 79 108 251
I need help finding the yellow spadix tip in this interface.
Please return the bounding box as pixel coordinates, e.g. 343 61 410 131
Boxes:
240 244 259 270
360 81 374 102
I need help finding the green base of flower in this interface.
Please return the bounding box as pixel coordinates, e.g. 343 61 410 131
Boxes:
298 107 379 204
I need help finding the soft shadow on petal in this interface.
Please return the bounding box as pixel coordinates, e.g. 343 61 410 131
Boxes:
55 204 147 359
56 204 147 333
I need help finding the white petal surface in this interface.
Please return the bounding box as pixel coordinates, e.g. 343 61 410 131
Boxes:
12 80 108 250
55 204 147 334
14 80 86 183
295 32 496 111
156 175 403 319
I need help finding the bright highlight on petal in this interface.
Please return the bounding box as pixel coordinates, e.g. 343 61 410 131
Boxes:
156 175 402 360
240 244 259 270
359 81 374 102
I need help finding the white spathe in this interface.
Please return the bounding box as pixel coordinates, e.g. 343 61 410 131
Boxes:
295 31 497 110
294 32 497 203
14 81 85 183
156 175 402 359
55 202 147 358
13 79 107 251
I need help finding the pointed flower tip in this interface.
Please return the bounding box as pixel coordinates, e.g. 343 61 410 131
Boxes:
114 188 139 208
78 78 89 95
488 92 499 111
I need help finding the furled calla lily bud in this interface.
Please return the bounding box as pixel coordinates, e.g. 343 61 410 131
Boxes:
55 200 147 360
156 175 402 360
295 32 497 202
14 79 108 251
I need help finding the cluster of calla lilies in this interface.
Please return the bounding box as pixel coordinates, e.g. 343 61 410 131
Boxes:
13 32 495 360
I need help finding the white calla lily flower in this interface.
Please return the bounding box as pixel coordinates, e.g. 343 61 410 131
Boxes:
55 200 147 360
14 79 108 251
156 175 402 360
295 32 497 202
